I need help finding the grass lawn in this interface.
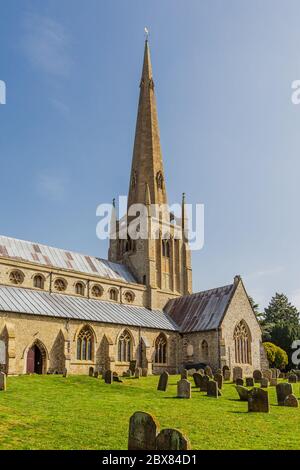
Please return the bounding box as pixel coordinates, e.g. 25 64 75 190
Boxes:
0 374 299 450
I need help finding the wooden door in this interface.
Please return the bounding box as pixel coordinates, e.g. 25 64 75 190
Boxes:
26 347 35 373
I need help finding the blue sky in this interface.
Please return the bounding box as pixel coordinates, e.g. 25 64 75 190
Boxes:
1 0 300 310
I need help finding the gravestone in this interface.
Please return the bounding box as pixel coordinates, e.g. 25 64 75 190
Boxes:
214 373 223 390
0 372 6 391
199 375 209 392
270 378 278 387
235 385 249 401
188 368 196 376
126 369 132 377
89 366 94 377
278 372 285 379
128 411 158 450
193 372 202 388
135 368 141 379
260 378 269 388
157 371 169 391
288 374 297 384
248 388 269 413
276 382 293 406
198 369 204 376
177 379 191 398
262 369 272 381
63 368 68 378
123 371 131 377
222 365 230 377
0 340 6 367
253 370 262 383
142 368 148 377
284 394 299 408
94 371 99 379
129 360 137 374
224 369 231 381
245 377 254 387
207 380 219 398
236 378 244 386
204 365 213 378
181 369 188 380
271 368 279 379
233 366 243 382
156 429 190 450
216 368 222 375
104 370 113 384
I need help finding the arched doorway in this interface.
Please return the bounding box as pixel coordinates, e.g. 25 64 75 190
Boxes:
26 342 45 374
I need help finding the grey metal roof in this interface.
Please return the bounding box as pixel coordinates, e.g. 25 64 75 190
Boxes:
164 284 235 332
0 285 177 331
0 235 136 284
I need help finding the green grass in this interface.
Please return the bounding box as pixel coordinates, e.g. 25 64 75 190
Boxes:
0 374 299 450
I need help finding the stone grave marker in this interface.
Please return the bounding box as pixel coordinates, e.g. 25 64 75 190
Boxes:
198 369 204 376
199 375 209 392
288 374 297 384
253 369 262 383
156 429 190 450
63 368 68 378
236 378 244 386
128 411 158 450
142 368 148 377
248 388 269 413
104 370 113 384
180 369 188 380
129 360 137 375
224 369 231 381
207 380 220 398
260 378 269 388
262 369 272 381
204 365 213 377
245 377 254 387
193 372 201 388
188 368 196 376
177 379 191 398
157 371 169 391
284 394 299 408
135 368 142 379
89 366 94 377
94 371 99 379
233 366 243 382
214 373 223 390
276 382 293 406
270 378 278 387
235 385 249 401
0 372 6 391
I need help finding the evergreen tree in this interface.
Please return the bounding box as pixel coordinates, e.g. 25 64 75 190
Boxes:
263 293 299 326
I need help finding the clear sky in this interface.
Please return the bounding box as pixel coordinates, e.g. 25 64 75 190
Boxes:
1 0 300 310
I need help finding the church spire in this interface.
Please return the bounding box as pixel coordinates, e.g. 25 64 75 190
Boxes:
128 39 167 210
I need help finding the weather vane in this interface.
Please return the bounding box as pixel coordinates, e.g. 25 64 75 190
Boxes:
144 27 149 40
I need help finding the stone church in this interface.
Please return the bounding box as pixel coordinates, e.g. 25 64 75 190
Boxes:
0 40 262 377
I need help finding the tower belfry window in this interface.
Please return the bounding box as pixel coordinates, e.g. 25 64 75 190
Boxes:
156 171 164 190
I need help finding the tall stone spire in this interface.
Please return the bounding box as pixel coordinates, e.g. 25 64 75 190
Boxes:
128 39 167 209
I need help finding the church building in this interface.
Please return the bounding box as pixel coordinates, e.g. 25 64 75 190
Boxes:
0 40 262 377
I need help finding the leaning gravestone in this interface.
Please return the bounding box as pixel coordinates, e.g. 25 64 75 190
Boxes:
214 373 223 390
284 394 299 408
248 388 269 413
270 378 278 387
156 429 190 450
181 369 188 380
193 372 202 388
157 371 169 391
204 365 213 378
89 366 94 377
260 378 269 388
236 378 244 386
104 370 113 384
276 382 293 406
199 375 209 392
233 366 243 382
253 369 262 383
288 374 297 384
246 377 254 387
235 385 249 401
177 379 191 398
128 411 158 450
207 380 220 398
0 372 6 391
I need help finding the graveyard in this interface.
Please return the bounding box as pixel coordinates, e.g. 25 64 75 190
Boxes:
0 373 299 450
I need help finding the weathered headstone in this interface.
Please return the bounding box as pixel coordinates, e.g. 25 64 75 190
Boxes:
193 372 201 388
233 366 243 382
177 379 191 398
253 369 262 383
214 373 223 390
157 371 169 391
104 370 113 384
216 368 222 375
288 374 297 384
270 378 278 387
235 385 249 401
248 388 269 413
89 366 94 377
260 378 269 388
207 380 220 398
0 372 6 391
278 372 285 379
245 377 254 387
224 369 231 381
188 368 196 376
236 378 244 386
204 365 213 378
284 394 299 408
128 411 158 450
199 375 209 392
276 382 293 406
156 429 190 450
129 360 137 374
94 371 99 379
142 368 148 377
135 368 141 379
222 365 230 377
198 369 205 376
180 369 188 380
63 368 68 378
262 369 272 381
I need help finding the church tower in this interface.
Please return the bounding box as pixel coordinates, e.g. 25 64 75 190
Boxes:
109 39 192 308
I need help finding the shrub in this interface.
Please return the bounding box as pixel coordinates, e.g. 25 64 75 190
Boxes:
263 342 288 370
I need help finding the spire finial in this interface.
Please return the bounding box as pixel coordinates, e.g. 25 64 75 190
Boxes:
144 27 149 41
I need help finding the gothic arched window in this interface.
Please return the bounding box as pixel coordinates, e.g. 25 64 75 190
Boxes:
156 171 164 190
109 288 118 301
76 326 94 361
154 333 167 364
33 274 44 289
118 330 132 362
162 240 170 258
201 340 209 362
234 320 251 364
75 282 85 296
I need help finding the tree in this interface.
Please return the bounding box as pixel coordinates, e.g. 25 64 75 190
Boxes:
263 342 288 370
263 293 299 326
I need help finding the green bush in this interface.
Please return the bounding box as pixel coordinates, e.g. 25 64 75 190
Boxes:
263 342 288 370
